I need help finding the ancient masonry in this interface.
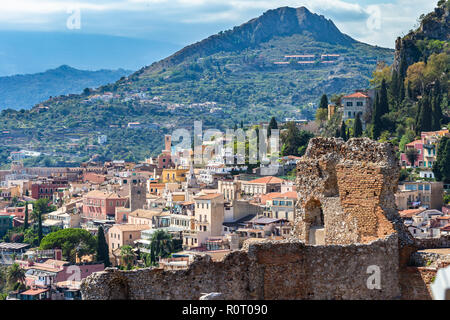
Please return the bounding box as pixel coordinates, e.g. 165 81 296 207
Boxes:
80 138 433 300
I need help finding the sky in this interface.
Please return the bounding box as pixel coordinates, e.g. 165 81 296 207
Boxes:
0 0 439 75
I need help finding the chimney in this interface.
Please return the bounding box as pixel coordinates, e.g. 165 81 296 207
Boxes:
54 249 63 261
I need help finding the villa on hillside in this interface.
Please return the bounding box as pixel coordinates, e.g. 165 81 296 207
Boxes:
341 90 375 125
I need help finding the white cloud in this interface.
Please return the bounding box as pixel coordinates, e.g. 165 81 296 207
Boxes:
0 0 438 48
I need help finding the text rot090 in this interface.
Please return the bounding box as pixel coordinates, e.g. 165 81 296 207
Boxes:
226 305 268 315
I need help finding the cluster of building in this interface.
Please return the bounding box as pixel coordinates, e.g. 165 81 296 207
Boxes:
1 123 450 299
0 244 104 300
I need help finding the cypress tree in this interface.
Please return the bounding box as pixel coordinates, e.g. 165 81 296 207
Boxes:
432 80 443 130
372 93 383 140
417 95 433 133
38 210 43 245
96 226 110 267
353 113 363 137
340 121 347 141
433 137 450 183
319 94 328 109
399 77 405 103
398 51 407 79
379 79 389 116
407 80 413 100
390 70 400 105
268 117 278 137
24 202 29 229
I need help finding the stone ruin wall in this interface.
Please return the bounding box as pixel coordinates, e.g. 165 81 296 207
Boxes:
294 138 400 245
81 137 430 300
81 235 400 300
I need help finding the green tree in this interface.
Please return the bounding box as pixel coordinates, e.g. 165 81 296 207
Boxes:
96 226 110 267
319 94 328 109
315 108 328 123
372 93 382 140
379 79 389 116
268 117 278 137
406 148 419 167
433 136 450 183
120 245 136 269
149 230 175 264
280 122 313 157
24 202 29 229
31 198 55 244
340 121 348 141
353 113 363 137
40 228 96 263
416 95 433 134
431 80 443 130
6 263 25 287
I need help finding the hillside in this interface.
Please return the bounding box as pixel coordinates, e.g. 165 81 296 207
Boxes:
0 6 394 166
322 0 449 152
0 65 132 110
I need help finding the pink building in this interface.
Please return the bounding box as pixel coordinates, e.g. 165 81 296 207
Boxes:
400 139 424 167
24 259 104 288
157 153 173 169
0 206 27 219
82 190 127 221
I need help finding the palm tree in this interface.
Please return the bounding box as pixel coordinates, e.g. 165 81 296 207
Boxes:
6 263 25 286
120 245 135 269
150 230 174 264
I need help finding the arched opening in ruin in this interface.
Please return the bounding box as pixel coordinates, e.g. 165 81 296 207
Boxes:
304 199 325 245
108 276 130 300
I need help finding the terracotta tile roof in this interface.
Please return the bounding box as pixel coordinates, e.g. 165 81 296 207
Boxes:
195 193 223 200
129 209 163 219
406 140 423 146
84 190 124 199
440 224 450 231
399 208 425 218
20 288 48 295
247 176 285 185
260 191 298 204
343 92 369 99
111 224 150 232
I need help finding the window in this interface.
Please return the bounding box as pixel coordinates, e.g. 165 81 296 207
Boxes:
129 234 132 239
356 101 363 106
346 102 353 106
348 111 351 117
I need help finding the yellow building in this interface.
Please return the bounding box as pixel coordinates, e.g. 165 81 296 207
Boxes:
161 168 188 183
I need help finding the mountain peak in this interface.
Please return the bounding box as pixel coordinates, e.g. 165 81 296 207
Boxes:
147 6 355 71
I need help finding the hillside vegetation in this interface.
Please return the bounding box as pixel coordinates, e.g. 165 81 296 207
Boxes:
0 6 393 166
